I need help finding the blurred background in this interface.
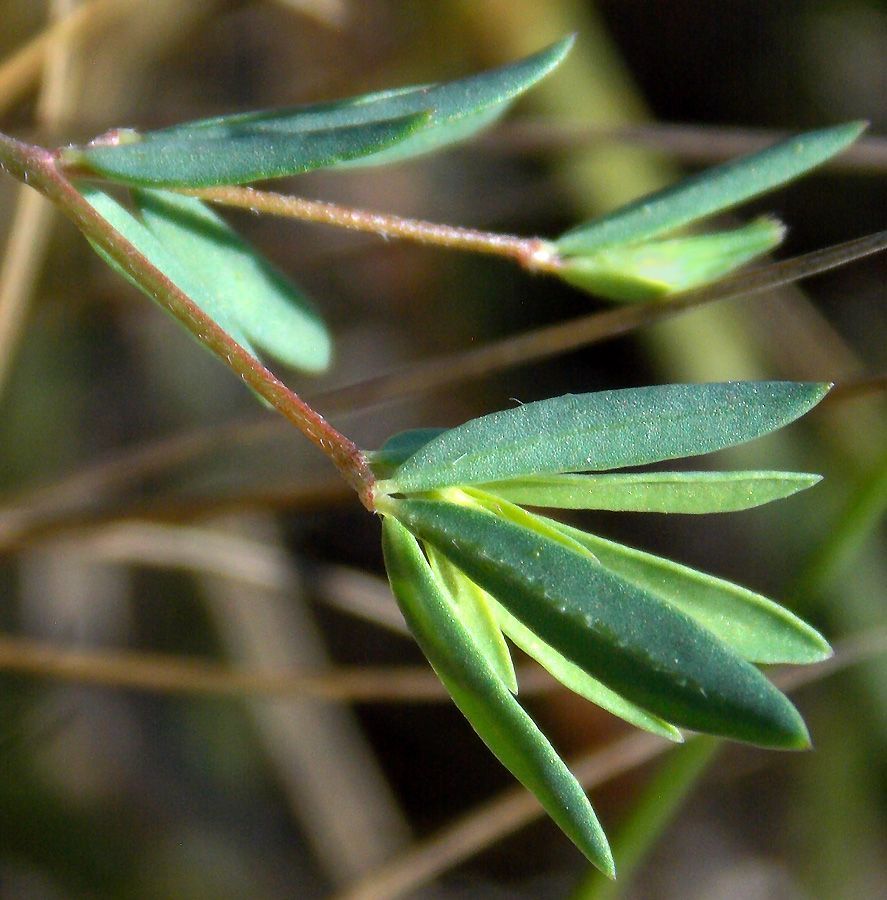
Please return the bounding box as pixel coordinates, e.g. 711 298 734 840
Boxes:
1 1 886 898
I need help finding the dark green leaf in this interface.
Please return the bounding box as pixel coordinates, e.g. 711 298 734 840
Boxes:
476 470 821 513
133 190 330 371
368 428 447 478
488 597 683 741
63 115 428 187
555 218 784 302
383 496 810 749
381 515 614 875
379 382 830 495
62 37 573 186
555 122 865 254
547 520 832 665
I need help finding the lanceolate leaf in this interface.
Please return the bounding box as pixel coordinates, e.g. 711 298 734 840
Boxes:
79 185 254 353
62 115 429 187
133 190 330 371
554 217 784 302
79 187 331 372
548 520 832 665
379 382 830 495
476 470 822 513
487 597 683 742
555 121 865 255
381 516 614 875
62 37 573 187
384 496 810 749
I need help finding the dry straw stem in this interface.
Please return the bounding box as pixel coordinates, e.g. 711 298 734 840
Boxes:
0 0 135 115
0 0 81 396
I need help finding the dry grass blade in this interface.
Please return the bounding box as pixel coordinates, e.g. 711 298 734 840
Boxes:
0 0 135 115
0 0 81 395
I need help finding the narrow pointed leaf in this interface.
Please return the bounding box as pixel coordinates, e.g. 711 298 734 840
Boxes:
379 382 830 496
381 516 614 875
547 520 832 665
555 121 866 254
63 38 573 186
63 114 429 187
556 218 784 302
425 546 518 693
134 189 330 371
385 497 810 749
79 185 257 354
476 470 821 513
488 597 683 742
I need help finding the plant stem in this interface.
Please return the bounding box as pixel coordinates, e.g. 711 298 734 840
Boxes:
0 131 377 508
185 184 559 271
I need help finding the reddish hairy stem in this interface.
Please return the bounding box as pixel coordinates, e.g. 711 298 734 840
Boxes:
0 133 376 508
185 184 559 270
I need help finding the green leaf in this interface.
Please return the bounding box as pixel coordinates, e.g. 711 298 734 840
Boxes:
133 189 330 371
476 470 822 513
368 428 447 478
79 187 331 372
381 515 614 875
62 115 429 187
487 597 683 742
383 496 810 749
425 546 518 693
555 217 784 302
79 185 254 353
379 382 830 495
555 121 866 255
547 520 832 665
62 37 573 187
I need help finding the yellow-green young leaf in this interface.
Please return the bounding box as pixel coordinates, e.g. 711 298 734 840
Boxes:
425 546 518 693
378 383 830 495
133 190 330 371
381 516 614 876
546 520 832 665
487 597 683 742
384 496 810 750
62 37 573 187
555 122 866 254
476 470 822 513
555 218 784 302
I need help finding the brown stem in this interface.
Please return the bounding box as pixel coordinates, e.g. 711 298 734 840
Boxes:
184 184 558 271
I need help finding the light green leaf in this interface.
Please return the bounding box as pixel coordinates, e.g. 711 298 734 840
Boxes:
381 515 614 875
383 495 810 750
425 546 518 693
379 382 830 495
555 217 784 302
62 37 573 186
476 470 821 513
488 597 683 742
555 121 866 255
79 187 331 372
546 520 832 665
133 189 330 371
79 185 255 353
